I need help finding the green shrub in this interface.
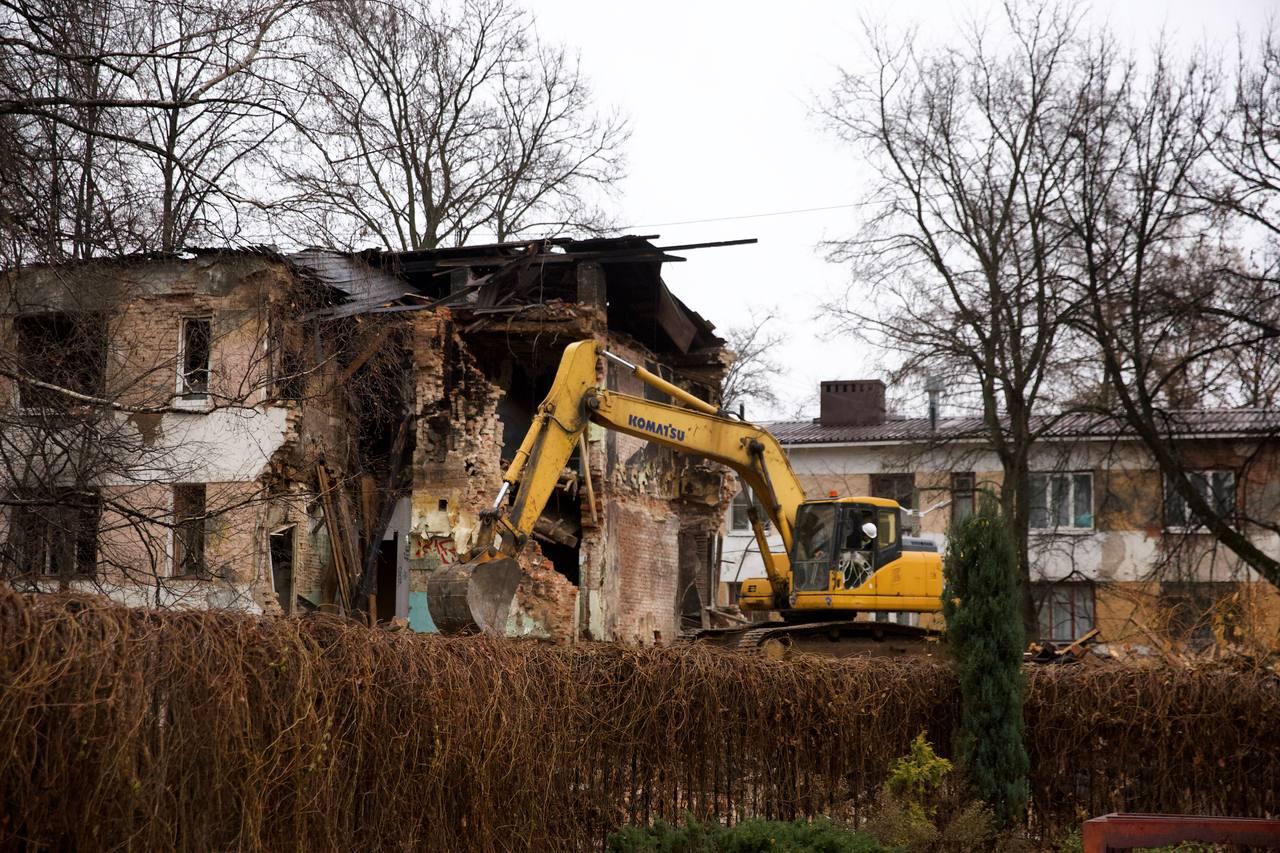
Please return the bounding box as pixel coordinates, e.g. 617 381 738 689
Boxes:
943 497 1030 826
864 733 1001 853
606 816 886 853
885 733 953 810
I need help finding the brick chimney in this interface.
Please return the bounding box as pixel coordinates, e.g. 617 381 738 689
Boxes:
819 380 886 426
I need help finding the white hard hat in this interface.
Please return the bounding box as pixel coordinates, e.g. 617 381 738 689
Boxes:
862 521 878 539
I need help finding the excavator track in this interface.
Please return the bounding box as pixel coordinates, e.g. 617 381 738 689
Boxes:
690 619 944 659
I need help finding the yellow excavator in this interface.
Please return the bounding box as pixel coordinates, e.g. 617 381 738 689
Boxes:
427 340 945 654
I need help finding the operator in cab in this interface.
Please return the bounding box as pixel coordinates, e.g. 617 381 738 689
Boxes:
838 510 877 589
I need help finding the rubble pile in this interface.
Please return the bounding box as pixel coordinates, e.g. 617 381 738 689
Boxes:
508 541 578 642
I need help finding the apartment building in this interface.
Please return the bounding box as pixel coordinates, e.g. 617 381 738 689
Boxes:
723 380 1280 652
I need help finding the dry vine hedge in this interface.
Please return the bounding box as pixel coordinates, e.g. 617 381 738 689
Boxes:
0 589 1276 851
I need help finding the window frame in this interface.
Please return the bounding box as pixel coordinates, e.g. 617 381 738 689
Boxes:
172 483 208 577
1032 581 1096 644
1028 471 1094 532
176 316 213 405
1161 581 1241 651
729 489 770 533
950 472 976 524
1162 469 1237 533
6 490 101 579
870 472 916 511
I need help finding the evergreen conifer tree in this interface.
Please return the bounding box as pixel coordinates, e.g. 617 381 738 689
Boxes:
943 496 1029 825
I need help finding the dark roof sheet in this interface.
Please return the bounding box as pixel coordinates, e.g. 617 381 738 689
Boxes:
770 409 1280 445
287 249 409 310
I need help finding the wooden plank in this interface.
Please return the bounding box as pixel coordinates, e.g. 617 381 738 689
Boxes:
360 475 377 545
654 281 697 352
337 325 394 383
316 464 350 613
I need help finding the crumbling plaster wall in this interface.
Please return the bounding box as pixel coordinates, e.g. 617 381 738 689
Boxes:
403 311 507 630
0 256 329 612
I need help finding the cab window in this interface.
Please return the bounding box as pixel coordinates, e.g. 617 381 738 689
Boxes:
877 509 897 547
791 504 837 591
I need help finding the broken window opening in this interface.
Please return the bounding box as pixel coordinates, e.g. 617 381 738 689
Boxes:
269 526 295 614
1164 470 1236 530
6 491 100 578
271 316 307 402
536 490 582 587
178 317 211 398
173 484 207 576
1029 472 1093 530
14 312 107 408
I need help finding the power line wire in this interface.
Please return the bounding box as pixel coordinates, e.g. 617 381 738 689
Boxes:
619 200 877 229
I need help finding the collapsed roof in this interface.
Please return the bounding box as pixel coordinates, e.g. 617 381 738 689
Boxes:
289 235 741 358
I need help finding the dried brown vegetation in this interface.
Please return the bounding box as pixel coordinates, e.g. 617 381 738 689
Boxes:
0 589 1276 851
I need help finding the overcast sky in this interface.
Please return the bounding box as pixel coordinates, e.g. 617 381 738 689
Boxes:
530 0 1270 421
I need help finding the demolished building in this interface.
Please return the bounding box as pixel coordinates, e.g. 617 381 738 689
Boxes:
0 237 736 643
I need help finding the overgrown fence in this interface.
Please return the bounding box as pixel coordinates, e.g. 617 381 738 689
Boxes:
1 590 1276 851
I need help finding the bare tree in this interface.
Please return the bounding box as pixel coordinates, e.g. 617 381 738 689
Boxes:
0 0 302 258
721 309 784 416
1058 34 1280 587
827 4 1280 598
130 0 302 252
0 0 148 261
821 4 1085 632
270 0 627 251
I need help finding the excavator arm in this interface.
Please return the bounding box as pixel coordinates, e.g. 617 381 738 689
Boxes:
428 339 806 632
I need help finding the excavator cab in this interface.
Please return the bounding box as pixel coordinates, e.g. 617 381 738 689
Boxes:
790 500 899 594
737 496 940 617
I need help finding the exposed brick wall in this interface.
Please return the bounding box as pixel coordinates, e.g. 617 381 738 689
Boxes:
0 256 309 612
407 312 505 559
606 500 681 643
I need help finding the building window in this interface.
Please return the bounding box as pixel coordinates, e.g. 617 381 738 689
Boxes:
1033 582 1095 643
730 489 770 532
1164 470 1235 530
730 490 750 530
178 317 211 398
1029 472 1093 530
273 321 306 402
871 473 915 510
1161 582 1238 651
173 484 207 576
14 312 107 408
7 492 100 577
951 472 976 524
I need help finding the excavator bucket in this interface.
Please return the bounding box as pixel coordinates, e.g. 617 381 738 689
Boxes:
425 554 523 634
